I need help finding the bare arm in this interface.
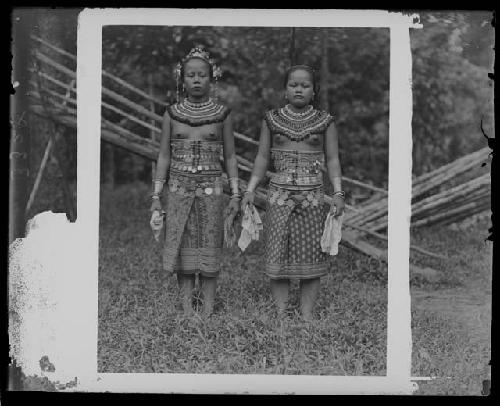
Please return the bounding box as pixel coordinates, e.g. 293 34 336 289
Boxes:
241 120 270 209
247 119 271 192
154 110 172 181
324 121 345 216
222 112 239 188
150 110 171 212
324 121 342 191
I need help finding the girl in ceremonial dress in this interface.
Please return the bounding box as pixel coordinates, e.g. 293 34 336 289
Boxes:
151 47 240 316
241 65 345 320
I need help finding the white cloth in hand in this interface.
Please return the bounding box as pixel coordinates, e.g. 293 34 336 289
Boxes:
238 204 263 252
150 210 164 242
320 210 343 256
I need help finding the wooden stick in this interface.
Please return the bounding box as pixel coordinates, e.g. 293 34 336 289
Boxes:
102 98 161 134
34 50 75 78
411 187 490 222
362 173 490 231
29 84 76 107
31 83 162 137
233 131 260 147
50 133 76 222
349 148 489 224
411 198 491 228
101 85 163 123
413 147 489 188
31 69 76 94
25 137 54 213
148 73 157 179
436 201 491 227
343 222 447 259
32 70 76 222
32 35 168 108
31 34 76 61
34 50 164 123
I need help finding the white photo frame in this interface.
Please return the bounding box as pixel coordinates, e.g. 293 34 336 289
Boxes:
73 8 421 394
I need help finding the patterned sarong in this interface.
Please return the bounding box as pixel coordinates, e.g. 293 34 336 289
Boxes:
264 183 329 279
162 171 224 277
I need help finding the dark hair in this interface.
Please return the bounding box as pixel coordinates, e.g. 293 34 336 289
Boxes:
181 57 214 81
283 65 321 107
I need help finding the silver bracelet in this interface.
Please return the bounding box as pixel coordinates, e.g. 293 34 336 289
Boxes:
332 190 346 199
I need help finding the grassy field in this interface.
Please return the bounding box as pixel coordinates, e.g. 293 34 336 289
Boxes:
410 216 492 395
97 182 491 394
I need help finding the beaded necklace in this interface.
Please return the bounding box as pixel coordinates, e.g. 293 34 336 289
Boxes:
167 98 230 127
265 104 334 141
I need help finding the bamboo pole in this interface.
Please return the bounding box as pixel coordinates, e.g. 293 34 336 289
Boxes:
368 175 490 232
34 50 163 123
51 133 77 222
30 82 162 136
30 69 76 95
32 35 168 108
33 69 77 222
436 201 491 228
343 222 447 260
411 187 490 222
148 73 157 179
411 198 491 228
25 137 54 213
31 34 77 61
412 147 489 188
348 147 490 225
233 131 260 147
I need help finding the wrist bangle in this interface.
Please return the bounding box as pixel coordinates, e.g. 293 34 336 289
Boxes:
332 190 345 198
151 195 160 200
152 179 166 195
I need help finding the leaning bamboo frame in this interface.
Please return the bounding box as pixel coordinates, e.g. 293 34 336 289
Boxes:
71 9 422 394
31 33 387 198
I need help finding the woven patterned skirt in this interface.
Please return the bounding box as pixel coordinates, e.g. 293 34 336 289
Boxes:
162 173 224 277
264 183 329 279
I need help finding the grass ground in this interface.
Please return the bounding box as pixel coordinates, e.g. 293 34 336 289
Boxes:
98 182 387 376
410 218 492 395
97 182 491 394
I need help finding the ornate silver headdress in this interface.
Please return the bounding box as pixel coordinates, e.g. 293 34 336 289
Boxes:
174 46 222 102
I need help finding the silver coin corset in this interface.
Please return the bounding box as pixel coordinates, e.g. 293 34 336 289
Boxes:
168 173 224 197
268 183 325 208
270 149 325 186
170 140 223 174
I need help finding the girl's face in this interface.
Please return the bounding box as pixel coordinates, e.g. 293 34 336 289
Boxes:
285 69 314 108
183 58 211 99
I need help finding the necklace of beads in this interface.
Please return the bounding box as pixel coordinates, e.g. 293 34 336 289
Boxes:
168 98 230 127
265 104 334 141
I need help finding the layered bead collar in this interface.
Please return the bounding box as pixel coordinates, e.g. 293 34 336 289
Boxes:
265 104 334 141
167 98 230 127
